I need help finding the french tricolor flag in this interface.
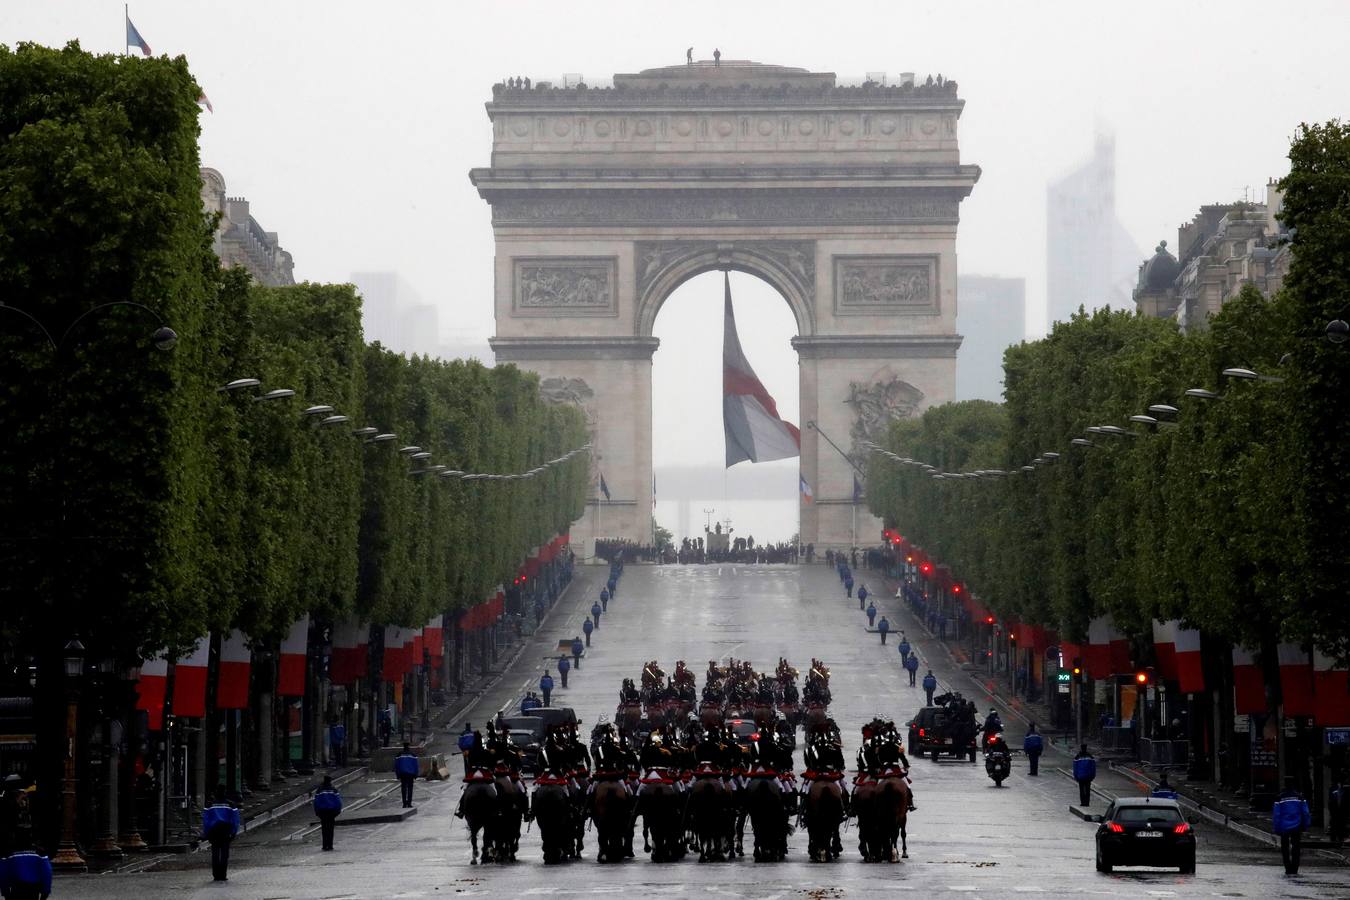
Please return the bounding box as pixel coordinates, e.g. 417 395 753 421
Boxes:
125 16 152 56
722 274 800 466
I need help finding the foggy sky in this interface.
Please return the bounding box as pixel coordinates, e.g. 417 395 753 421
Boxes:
7 0 1349 540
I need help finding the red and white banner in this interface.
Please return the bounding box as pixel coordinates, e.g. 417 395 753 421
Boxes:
1086 616 1131 679
1152 620 1205 693
278 616 308 697
329 620 367 685
383 626 409 681
424 615 444 664
406 627 424 668
135 654 168 730
1279 643 1315 718
1314 650 1350 727
216 631 251 710
722 274 800 467
172 638 210 718
1233 646 1265 715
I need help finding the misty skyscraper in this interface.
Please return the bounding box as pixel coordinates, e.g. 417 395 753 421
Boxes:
1045 132 1141 329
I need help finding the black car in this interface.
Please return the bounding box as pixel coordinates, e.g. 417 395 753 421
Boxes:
498 716 547 772
521 706 578 730
1093 797 1196 873
906 706 977 761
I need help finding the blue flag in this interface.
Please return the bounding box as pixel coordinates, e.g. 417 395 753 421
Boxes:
600 474 611 501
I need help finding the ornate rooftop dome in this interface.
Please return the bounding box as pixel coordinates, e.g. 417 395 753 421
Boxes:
1138 240 1180 290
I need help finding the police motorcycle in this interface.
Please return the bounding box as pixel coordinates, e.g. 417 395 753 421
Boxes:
983 732 1012 787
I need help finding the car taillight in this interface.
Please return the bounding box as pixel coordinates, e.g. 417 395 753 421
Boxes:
1107 822 1125 833
1173 823 1190 834
918 728 925 737
750 733 760 741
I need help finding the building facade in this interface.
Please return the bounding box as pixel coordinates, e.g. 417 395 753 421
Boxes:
1133 180 1291 330
199 167 295 287
955 275 1026 402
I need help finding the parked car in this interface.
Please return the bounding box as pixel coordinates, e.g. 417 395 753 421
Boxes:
1092 797 1196 873
906 706 977 761
498 716 546 772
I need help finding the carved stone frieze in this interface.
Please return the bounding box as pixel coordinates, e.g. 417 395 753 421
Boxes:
491 192 959 228
847 376 925 470
634 240 816 310
512 257 618 316
834 255 939 315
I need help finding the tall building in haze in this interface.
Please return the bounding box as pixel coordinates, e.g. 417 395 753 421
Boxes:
1045 133 1141 329
350 271 490 362
955 275 1026 402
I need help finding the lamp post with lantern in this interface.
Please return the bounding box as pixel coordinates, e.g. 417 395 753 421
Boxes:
52 637 86 871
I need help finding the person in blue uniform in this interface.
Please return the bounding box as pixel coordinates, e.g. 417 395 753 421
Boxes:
394 743 419 808
540 671 554 706
582 617 594 646
0 834 51 900
878 616 890 644
844 574 854 599
557 654 570 688
313 775 343 851
903 652 919 685
865 601 877 627
858 583 869 611
202 789 241 882
922 670 938 706
1072 745 1096 806
598 589 609 613
1022 723 1044 776
329 721 347 767
571 636 584 668
1273 778 1313 875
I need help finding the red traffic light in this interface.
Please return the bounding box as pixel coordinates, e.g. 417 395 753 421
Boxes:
953 584 962 594
920 563 932 574
985 616 994 625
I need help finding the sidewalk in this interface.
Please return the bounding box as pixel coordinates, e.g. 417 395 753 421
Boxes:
863 565 1348 866
105 578 583 873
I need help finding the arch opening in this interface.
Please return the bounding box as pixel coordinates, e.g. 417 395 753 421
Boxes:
651 270 801 549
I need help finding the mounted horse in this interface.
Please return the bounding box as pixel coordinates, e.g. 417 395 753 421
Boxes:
686 763 734 862
529 769 573 864
635 766 686 862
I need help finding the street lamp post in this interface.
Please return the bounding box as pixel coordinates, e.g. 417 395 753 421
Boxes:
53 638 87 871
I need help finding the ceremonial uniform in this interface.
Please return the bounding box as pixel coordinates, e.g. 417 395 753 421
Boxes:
394 748 420 807
201 799 241 881
313 781 343 851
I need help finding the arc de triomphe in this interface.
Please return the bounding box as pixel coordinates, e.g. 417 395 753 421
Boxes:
471 61 979 553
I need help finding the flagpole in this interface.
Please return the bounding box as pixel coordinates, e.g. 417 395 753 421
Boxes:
124 5 128 57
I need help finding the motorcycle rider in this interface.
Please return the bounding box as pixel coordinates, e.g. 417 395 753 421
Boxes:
981 709 1004 748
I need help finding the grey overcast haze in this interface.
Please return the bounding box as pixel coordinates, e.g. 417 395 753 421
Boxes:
7 0 1348 540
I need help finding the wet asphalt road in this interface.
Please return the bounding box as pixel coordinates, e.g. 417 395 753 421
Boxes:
59 564 1347 898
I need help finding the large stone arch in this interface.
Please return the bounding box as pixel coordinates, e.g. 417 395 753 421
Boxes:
635 241 816 338
473 61 979 552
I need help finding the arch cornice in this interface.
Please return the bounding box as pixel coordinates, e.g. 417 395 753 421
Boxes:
635 240 816 338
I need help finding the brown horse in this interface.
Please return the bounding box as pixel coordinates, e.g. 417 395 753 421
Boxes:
687 776 733 862
804 778 846 862
699 701 724 730
461 779 498 864
590 779 633 863
855 773 909 862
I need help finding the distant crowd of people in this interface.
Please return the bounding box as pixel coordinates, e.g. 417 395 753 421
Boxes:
593 536 815 566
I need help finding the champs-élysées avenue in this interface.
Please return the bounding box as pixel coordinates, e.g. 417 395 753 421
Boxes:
1 1 1348 897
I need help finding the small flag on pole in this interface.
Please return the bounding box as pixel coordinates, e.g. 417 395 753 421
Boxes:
599 474 611 501
799 475 814 503
126 15 152 56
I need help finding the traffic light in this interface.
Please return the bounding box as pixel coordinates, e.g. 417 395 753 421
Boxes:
1135 670 1149 686
1072 658 1082 677
905 554 913 564
920 562 932 575
953 584 962 594
985 615 994 625
1009 631 1017 644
